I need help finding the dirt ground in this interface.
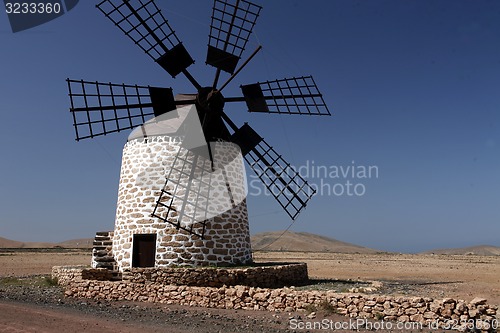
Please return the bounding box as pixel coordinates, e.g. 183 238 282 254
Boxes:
0 249 90 277
2 250 496 305
256 251 500 306
0 250 499 332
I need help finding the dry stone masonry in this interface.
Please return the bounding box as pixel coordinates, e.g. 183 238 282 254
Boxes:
91 231 116 270
109 136 252 271
121 264 308 288
60 277 498 332
52 266 112 286
53 264 308 289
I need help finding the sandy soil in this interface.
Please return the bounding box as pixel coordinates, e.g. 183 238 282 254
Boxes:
0 300 296 333
0 302 186 333
255 251 500 306
0 250 90 276
1 250 499 305
1 250 499 332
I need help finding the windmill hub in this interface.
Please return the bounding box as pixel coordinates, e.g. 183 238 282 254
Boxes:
196 87 225 113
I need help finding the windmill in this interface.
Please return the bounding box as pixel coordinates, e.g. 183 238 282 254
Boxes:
67 0 331 270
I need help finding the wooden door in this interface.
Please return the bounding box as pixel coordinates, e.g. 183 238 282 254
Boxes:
132 234 156 268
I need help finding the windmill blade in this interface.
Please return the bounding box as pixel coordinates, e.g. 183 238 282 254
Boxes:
96 0 196 82
207 0 262 75
152 149 213 238
67 79 177 141
152 139 249 238
230 123 316 220
241 76 331 115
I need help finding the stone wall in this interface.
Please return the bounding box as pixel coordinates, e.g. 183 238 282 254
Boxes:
52 266 113 286
112 136 252 271
63 280 498 331
53 264 308 288
91 231 116 270
121 263 308 288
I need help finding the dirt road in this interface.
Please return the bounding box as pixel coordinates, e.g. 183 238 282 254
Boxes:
0 302 181 333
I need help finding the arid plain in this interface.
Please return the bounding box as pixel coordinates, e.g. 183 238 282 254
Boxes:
1 249 499 305
1 231 499 332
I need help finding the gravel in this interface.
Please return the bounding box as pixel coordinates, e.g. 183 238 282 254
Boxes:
0 275 435 333
0 275 293 333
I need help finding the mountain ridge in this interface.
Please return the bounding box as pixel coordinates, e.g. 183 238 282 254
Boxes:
251 231 382 253
420 244 500 256
1 233 499 255
0 237 92 249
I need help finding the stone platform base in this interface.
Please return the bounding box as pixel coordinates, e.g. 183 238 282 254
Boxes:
53 263 308 289
122 263 308 288
53 264 498 332
62 280 498 332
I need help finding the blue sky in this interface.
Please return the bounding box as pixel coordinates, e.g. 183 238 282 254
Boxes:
1 0 499 252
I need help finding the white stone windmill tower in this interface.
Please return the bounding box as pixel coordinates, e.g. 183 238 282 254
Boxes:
67 0 330 272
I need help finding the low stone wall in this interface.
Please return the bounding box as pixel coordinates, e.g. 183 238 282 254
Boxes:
122 263 308 288
52 266 87 286
52 266 113 286
63 280 498 331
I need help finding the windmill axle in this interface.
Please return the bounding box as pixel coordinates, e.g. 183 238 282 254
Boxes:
196 87 225 114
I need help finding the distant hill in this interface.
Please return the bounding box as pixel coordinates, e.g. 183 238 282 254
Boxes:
422 245 500 256
0 237 24 248
4 232 498 255
251 231 381 253
57 238 93 248
2 232 378 252
0 237 55 248
0 237 93 249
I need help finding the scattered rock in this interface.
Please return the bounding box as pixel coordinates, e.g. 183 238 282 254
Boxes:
470 297 487 306
306 312 316 319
